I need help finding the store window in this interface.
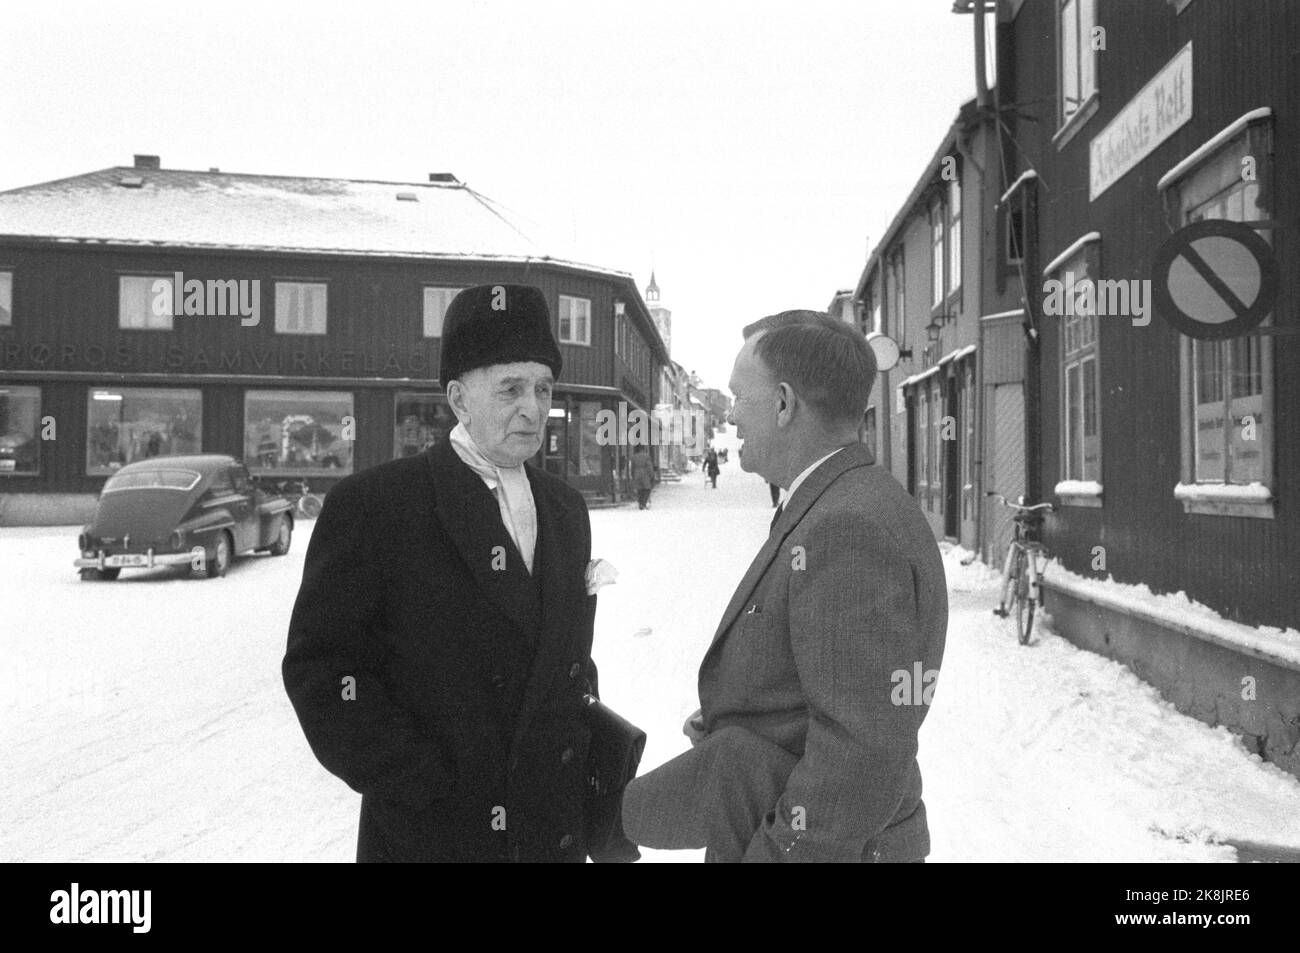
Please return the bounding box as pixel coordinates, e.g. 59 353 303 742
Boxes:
423 287 462 338
558 295 591 345
86 387 201 474
1058 0 1098 130
0 271 12 326
244 390 353 475
275 282 327 335
394 391 456 458
1163 114 1275 517
119 275 174 330
0 385 41 475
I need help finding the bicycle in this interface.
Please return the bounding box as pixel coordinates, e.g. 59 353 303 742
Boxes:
988 491 1054 645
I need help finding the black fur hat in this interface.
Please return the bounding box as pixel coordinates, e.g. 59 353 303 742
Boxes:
438 284 563 385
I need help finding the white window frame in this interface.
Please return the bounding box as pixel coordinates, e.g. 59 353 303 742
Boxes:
930 201 946 309
1162 114 1275 519
558 294 591 346
1054 0 1099 146
0 270 12 326
1049 238 1103 507
948 175 962 299
274 281 328 335
118 275 174 331
422 286 462 338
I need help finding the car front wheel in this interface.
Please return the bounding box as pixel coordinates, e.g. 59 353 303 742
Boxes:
205 532 232 579
268 516 292 556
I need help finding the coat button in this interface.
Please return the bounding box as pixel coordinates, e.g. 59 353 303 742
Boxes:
561 747 574 764
490 674 506 690
568 663 582 679
559 833 573 850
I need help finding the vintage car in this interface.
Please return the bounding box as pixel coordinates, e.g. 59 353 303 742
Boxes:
74 454 295 580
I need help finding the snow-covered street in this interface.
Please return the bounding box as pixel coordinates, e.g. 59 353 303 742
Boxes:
4 439 1300 863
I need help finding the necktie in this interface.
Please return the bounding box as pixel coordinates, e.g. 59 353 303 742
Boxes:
769 501 785 533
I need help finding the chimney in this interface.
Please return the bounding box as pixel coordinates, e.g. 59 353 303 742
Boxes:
133 154 161 170
428 173 459 183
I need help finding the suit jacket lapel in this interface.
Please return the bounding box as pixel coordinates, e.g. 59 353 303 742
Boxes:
705 444 872 656
427 440 537 636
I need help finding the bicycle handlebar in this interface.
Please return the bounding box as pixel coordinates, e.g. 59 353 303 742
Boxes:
985 491 1054 515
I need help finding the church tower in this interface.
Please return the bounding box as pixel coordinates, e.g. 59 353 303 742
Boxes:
645 270 671 355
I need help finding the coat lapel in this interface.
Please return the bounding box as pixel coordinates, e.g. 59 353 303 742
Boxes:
427 440 538 637
704 444 871 657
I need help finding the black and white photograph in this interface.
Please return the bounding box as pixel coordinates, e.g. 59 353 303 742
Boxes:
1 0 1296 924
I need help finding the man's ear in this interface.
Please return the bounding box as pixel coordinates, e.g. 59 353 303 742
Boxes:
775 382 796 427
446 379 470 423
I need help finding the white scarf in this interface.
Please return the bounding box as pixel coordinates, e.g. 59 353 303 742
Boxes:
449 422 538 575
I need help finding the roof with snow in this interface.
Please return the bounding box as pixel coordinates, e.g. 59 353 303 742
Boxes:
0 162 627 277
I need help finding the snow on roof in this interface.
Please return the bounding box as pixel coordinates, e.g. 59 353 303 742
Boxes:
0 165 628 277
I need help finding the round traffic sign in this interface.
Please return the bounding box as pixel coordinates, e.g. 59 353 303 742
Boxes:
1150 219 1277 340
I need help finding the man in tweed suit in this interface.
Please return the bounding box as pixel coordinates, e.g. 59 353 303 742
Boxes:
622 311 947 862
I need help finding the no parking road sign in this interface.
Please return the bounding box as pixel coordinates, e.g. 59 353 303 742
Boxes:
1151 219 1286 340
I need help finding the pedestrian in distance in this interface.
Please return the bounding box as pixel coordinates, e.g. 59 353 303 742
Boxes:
704 448 720 489
631 445 654 510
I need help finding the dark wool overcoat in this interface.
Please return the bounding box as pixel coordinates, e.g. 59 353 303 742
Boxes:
283 439 598 862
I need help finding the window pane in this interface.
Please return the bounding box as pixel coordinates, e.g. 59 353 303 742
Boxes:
87 387 201 474
1066 363 1081 480
275 282 327 334
1061 0 1080 119
394 391 455 458
1192 341 1227 482
948 179 961 293
0 385 41 474
1082 356 1100 482
423 287 462 338
1080 0 1096 101
0 271 13 325
244 390 353 475
119 276 173 330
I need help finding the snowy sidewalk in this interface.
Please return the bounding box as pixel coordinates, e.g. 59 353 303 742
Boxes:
3 442 1299 862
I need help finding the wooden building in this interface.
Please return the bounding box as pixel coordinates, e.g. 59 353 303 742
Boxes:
0 158 667 523
994 0 1299 774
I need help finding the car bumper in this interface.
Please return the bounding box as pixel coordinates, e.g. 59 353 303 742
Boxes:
74 549 196 570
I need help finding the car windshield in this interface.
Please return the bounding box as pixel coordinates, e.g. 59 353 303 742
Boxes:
102 469 202 493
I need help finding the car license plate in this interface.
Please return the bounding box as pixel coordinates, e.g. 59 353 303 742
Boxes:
105 554 148 567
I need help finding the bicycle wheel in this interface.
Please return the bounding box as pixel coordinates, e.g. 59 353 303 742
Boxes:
1010 549 1031 643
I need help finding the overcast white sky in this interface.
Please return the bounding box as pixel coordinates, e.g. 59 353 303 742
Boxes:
1 0 988 390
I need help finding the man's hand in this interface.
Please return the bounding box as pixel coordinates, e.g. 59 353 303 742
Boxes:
682 708 708 746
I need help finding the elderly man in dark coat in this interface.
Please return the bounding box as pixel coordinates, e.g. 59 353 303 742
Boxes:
283 284 606 863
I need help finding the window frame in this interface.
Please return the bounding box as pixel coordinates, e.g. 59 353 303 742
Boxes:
0 268 13 327
422 286 463 338
1049 237 1104 506
243 389 355 477
558 294 592 346
1053 0 1100 148
274 280 329 336
85 386 203 475
1165 117 1275 519
118 274 175 331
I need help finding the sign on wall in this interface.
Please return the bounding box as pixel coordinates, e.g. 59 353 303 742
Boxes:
1089 42 1193 201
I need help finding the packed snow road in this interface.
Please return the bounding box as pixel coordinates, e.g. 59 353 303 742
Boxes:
4 445 1299 862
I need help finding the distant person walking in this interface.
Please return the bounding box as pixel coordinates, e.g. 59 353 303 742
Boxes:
704 448 720 489
631 445 654 510
769 482 780 507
